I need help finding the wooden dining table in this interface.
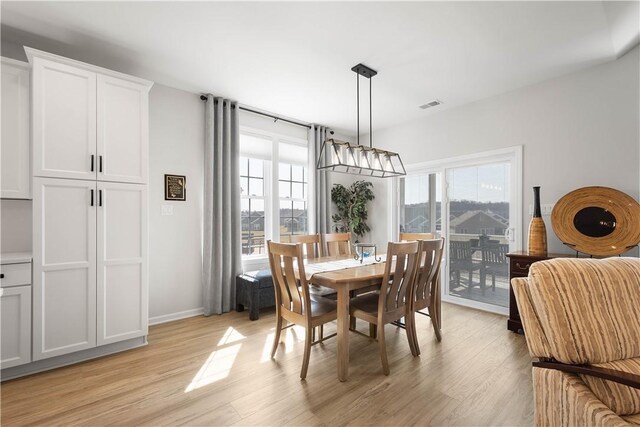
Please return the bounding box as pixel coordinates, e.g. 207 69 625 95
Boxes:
300 255 388 382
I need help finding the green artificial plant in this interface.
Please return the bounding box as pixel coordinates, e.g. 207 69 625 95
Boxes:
331 180 375 238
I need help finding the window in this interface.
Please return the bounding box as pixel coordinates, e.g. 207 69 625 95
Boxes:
240 131 309 257
278 140 308 241
240 157 266 256
399 173 442 236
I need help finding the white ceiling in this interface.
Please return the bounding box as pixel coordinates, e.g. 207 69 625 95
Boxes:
1 1 638 135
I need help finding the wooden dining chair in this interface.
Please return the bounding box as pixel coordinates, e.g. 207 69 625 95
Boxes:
449 240 482 292
289 234 337 332
409 238 445 354
480 242 509 295
349 241 420 375
267 240 337 380
399 232 435 241
290 234 322 258
323 232 352 257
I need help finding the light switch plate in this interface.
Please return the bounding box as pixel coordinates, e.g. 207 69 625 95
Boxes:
161 205 174 216
529 203 555 216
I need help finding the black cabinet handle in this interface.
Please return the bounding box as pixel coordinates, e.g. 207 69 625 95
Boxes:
90 189 94 206
0 274 4 279
99 156 103 173
90 155 95 172
99 189 103 207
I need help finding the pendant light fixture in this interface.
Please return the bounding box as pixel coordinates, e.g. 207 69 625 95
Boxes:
316 63 406 177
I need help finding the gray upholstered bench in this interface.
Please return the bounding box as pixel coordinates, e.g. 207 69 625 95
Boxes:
235 270 275 320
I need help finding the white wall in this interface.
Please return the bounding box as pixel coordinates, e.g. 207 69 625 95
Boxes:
148 84 205 321
349 45 640 255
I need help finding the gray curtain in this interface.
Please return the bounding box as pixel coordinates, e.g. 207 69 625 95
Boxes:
310 125 331 233
203 95 242 315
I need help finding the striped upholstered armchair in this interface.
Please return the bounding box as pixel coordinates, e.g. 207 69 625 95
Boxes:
512 258 640 427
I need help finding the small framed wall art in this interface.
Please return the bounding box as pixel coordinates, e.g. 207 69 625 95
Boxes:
165 174 186 201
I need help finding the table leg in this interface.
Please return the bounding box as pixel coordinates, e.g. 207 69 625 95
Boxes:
336 286 349 381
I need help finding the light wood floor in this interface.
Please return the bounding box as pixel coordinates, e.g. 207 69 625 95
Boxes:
1 303 534 426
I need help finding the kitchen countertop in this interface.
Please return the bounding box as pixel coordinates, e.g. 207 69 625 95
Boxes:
1 251 33 265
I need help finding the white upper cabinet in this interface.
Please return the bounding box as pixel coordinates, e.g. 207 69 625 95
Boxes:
27 48 152 184
1 58 31 199
97 75 149 184
32 57 97 181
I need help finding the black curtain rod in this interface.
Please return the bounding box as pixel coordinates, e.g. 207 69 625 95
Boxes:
200 95 319 130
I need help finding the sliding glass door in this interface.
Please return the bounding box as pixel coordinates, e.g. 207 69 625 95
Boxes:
395 147 521 315
445 161 514 313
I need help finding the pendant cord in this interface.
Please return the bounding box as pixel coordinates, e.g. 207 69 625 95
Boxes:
356 73 360 146
369 76 372 148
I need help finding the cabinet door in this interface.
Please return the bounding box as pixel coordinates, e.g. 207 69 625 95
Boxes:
32 58 96 180
33 178 97 360
1 285 32 369
97 182 147 345
1 59 31 199
97 75 148 184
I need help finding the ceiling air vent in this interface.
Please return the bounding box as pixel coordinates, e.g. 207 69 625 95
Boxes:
419 99 443 109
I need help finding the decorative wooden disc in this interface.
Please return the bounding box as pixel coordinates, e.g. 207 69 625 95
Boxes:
551 186 640 256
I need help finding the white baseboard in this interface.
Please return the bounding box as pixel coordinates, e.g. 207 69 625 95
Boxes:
149 307 204 326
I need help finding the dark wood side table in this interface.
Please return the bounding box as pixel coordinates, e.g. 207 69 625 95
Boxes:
506 251 568 333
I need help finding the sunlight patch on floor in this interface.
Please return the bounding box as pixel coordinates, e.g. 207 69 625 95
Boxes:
185 343 242 392
217 326 246 346
260 332 275 363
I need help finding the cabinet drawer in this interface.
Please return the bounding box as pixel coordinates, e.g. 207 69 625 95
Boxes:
510 259 533 274
0 263 32 288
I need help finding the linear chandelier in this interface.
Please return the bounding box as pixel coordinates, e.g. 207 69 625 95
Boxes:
317 63 406 178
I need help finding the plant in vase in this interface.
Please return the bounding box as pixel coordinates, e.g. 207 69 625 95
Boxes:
331 180 375 241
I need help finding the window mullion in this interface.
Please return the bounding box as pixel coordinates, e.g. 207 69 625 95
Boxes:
270 137 279 243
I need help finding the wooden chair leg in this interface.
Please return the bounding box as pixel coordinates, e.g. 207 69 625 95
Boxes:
369 323 377 338
271 314 283 358
377 324 390 375
300 325 313 380
492 273 496 291
431 303 442 342
319 324 324 341
350 315 356 330
406 313 419 356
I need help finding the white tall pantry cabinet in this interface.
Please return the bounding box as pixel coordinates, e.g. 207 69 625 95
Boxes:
27 48 152 363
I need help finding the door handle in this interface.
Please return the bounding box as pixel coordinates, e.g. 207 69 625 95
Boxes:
99 190 103 207
99 156 103 173
90 155 95 172
504 227 515 242
90 189 94 206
